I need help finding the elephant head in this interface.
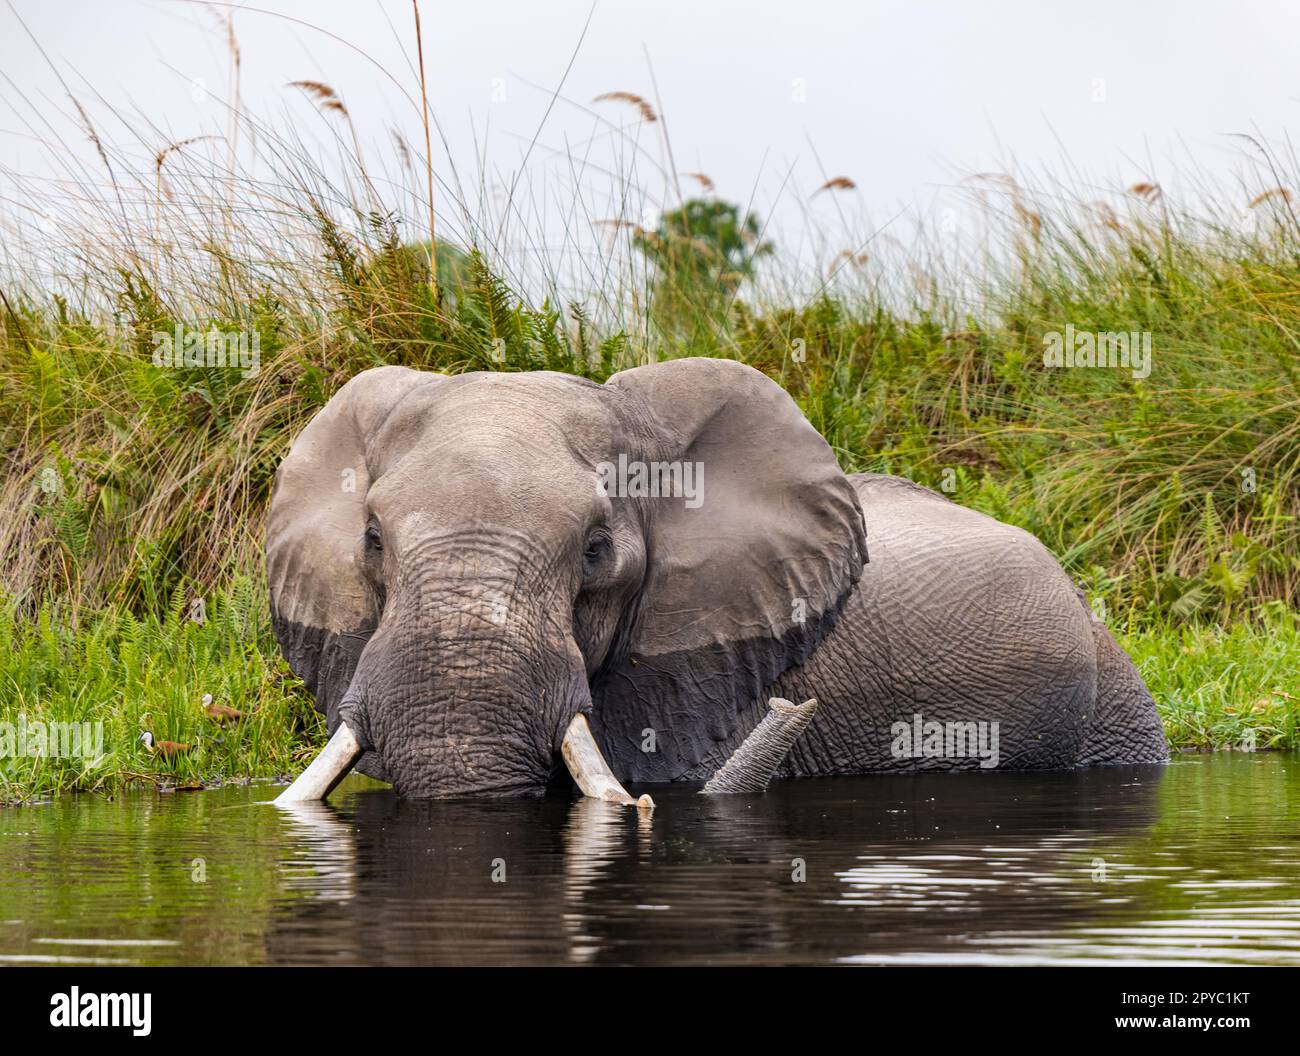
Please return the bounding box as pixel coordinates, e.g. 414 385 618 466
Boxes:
266 358 866 799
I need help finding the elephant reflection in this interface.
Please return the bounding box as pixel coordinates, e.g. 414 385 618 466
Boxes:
263 765 1165 965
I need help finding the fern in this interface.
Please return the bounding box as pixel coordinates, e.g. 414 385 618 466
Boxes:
1201 491 1224 555
596 332 627 380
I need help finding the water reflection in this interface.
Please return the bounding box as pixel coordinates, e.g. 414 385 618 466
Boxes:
1 756 1299 965
275 802 357 904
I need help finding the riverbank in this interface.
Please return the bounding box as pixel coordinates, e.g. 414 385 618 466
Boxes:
0 583 1295 802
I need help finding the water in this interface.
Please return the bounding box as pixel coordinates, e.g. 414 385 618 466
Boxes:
1 754 1298 966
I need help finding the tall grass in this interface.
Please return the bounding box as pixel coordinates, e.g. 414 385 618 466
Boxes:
4 198 1296 623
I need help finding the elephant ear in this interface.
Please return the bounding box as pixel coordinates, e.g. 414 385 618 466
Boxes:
266 365 442 738
596 358 867 781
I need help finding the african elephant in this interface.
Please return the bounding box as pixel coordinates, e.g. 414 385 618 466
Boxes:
265 358 1167 803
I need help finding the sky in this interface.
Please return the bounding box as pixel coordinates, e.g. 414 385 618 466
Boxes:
2 0 1299 295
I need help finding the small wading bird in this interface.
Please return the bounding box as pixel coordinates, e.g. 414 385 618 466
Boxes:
201 693 245 724
139 731 191 758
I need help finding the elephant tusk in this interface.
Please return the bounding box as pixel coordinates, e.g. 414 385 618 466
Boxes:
562 713 654 812
274 722 364 805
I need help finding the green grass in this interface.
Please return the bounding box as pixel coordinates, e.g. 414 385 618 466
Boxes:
1122 606 1300 754
0 579 323 803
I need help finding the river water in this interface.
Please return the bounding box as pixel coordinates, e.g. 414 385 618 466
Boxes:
1 754 1297 965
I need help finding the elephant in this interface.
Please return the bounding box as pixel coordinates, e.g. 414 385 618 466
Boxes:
265 357 1167 804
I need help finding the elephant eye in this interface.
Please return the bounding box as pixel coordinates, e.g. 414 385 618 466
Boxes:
365 524 383 551
583 530 611 567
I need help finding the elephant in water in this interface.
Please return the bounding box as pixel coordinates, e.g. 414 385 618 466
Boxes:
266 358 1167 803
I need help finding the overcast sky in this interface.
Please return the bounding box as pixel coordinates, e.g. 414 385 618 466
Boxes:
3 0 1299 292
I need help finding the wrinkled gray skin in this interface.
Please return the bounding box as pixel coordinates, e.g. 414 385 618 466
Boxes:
266 358 1166 799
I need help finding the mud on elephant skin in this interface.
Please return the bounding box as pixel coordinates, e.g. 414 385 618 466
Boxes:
265 357 1167 802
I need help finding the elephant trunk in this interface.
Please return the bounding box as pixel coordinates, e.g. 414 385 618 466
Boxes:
702 697 818 794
